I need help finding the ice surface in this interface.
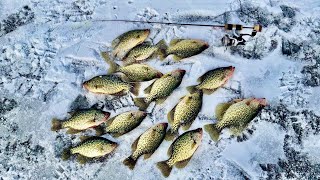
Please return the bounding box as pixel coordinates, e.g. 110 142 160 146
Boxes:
1 0 320 179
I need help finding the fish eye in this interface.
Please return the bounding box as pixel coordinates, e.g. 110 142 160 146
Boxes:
136 35 140 38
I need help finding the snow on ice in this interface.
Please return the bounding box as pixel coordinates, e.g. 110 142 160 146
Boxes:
0 0 320 179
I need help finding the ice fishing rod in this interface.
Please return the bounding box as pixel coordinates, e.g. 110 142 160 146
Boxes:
93 19 262 32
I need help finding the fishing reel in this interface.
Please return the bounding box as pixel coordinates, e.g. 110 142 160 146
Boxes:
221 24 262 47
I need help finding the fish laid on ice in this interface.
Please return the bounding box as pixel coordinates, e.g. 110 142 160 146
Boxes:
123 123 168 169
157 128 203 177
204 98 267 141
134 69 186 110
51 109 110 134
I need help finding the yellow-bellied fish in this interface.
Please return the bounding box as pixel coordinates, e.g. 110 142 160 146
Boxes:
102 111 147 137
157 128 203 177
51 109 110 134
204 98 267 141
83 74 140 96
165 90 203 141
112 29 150 59
134 69 186 110
160 39 209 61
123 123 168 169
187 66 235 94
62 136 118 164
101 52 163 82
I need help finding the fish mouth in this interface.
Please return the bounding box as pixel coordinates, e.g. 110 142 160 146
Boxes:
83 82 88 90
143 29 151 35
203 42 209 48
196 128 203 135
256 98 267 106
226 66 235 79
177 69 186 76
160 122 168 129
157 72 163 78
104 112 111 119
140 111 148 117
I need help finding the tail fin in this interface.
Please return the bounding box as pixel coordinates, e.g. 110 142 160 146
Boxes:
94 126 106 136
101 51 120 74
123 156 137 170
130 83 141 96
165 128 178 141
156 39 168 60
157 161 172 177
133 97 150 111
204 124 221 142
51 118 63 131
61 148 72 161
186 85 197 93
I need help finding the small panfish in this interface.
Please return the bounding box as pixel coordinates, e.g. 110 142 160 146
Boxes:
204 98 267 141
157 128 203 177
62 136 118 164
101 52 163 82
187 66 235 95
160 39 209 61
112 29 150 59
123 123 168 170
83 74 140 96
123 40 167 65
51 109 110 134
103 111 147 137
134 69 186 111
165 90 203 141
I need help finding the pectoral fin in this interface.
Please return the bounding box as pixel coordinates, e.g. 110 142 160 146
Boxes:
66 128 82 134
111 89 127 96
229 124 248 136
77 154 89 164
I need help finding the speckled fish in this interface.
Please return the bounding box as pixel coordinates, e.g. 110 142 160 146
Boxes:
187 66 235 95
123 123 168 170
157 128 203 177
204 98 267 141
101 52 163 82
112 29 150 59
160 39 209 61
83 74 140 96
165 90 203 141
62 136 118 164
51 109 110 134
102 111 147 137
134 69 186 110
123 40 167 65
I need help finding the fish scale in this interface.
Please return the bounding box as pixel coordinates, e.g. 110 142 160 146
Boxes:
171 92 202 133
204 98 266 141
132 124 166 159
70 138 117 158
156 128 202 177
105 111 146 135
197 66 234 90
147 76 178 102
118 64 162 82
83 75 131 95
